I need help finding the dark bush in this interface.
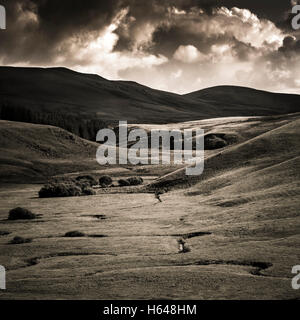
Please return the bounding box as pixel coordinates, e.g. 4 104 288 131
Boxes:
127 176 143 186
0 231 10 236
8 207 36 220
9 236 32 244
82 187 96 196
204 134 228 150
39 182 82 198
39 180 98 198
99 175 113 187
75 175 97 187
67 184 83 196
118 179 131 187
64 231 86 237
75 180 90 189
118 177 143 187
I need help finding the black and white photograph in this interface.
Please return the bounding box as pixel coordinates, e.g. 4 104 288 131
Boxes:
0 0 300 306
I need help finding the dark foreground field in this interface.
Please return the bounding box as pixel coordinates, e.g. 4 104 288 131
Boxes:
0 114 299 300
0 181 299 300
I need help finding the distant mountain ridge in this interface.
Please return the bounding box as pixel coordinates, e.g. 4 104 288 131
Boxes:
0 66 300 140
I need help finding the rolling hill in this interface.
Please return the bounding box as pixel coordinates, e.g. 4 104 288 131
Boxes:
1 67 300 140
0 120 99 183
185 85 300 115
147 113 300 193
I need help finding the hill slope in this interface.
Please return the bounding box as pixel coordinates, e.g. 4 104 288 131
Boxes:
0 120 99 183
185 85 300 115
1 67 300 140
148 114 300 191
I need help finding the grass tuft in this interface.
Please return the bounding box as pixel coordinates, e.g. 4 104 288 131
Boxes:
9 236 32 244
8 207 36 220
64 231 86 238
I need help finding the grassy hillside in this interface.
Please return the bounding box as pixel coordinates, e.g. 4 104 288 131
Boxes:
185 85 300 116
0 120 99 183
1 67 300 140
147 113 300 191
2 113 299 184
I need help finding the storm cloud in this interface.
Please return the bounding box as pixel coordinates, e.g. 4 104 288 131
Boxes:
0 0 299 93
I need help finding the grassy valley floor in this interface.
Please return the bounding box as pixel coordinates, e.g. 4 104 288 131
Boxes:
0 181 299 300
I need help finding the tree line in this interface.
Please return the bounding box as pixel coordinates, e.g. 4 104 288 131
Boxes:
0 102 117 141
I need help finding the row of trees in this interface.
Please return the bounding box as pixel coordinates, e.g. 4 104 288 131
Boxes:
0 102 117 141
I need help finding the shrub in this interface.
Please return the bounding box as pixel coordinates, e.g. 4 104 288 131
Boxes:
0 231 10 236
99 175 113 187
118 179 131 187
67 184 83 196
39 180 98 198
75 180 90 189
127 176 143 186
118 177 143 187
75 175 97 187
8 207 36 220
204 134 228 150
65 231 86 237
39 182 82 198
81 187 96 196
9 236 32 244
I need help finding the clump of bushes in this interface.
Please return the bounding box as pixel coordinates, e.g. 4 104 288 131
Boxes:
118 179 131 187
8 207 36 220
39 182 82 198
64 231 86 237
118 176 143 187
75 175 97 187
204 134 228 150
9 236 32 244
127 176 143 186
81 187 96 196
99 175 113 188
39 178 97 198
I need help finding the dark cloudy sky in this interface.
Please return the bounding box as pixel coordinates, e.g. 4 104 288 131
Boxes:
1 0 300 94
